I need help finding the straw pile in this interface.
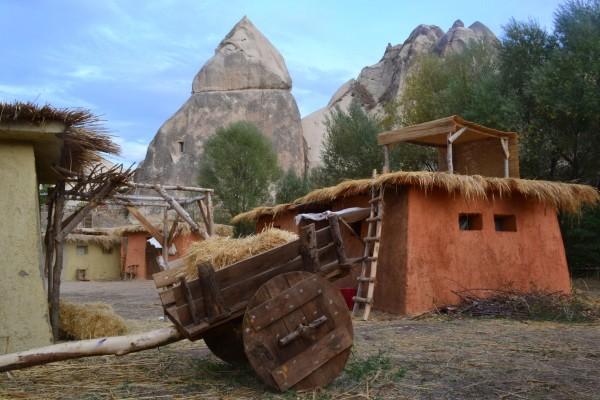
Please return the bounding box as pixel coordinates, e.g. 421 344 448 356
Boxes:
59 301 128 340
170 228 298 281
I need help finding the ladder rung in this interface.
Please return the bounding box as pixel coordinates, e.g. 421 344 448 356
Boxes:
366 216 381 222
365 256 378 262
357 276 375 283
364 236 380 242
340 257 364 266
369 196 383 204
352 296 373 304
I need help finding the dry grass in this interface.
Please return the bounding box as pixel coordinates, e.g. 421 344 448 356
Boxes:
59 301 128 340
0 101 119 172
233 171 600 223
167 228 298 281
65 234 121 251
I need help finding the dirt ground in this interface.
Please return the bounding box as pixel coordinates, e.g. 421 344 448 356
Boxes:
1 279 599 399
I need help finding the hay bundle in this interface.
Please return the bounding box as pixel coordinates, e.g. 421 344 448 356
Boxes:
172 228 298 281
59 301 128 340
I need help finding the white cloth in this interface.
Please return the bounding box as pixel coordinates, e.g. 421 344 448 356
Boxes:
294 207 367 225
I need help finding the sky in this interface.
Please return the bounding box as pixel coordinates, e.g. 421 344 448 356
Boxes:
0 0 564 165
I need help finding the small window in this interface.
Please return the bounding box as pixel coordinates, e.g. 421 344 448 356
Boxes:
495 215 517 232
101 247 113 254
177 140 184 153
83 214 93 228
76 245 89 256
458 213 482 231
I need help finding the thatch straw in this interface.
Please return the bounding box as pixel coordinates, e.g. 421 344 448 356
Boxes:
65 233 121 251
0 101 119 172
110 222 233 238
232 171 600 223
59 301 128 340
168 228 298 281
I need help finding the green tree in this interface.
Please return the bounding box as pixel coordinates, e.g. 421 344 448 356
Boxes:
275 170 312 204
198 122 280 220
316 100 384 187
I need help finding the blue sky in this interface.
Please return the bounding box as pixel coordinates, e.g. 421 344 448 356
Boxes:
0 0 563 164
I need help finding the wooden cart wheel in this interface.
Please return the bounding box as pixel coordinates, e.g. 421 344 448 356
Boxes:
242 271 353 392
202 316 247 365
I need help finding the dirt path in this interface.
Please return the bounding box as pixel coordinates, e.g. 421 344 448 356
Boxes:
2 280 599 399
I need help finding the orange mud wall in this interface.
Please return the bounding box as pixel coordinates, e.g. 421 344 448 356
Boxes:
256 211 299 234
122 232 149 280
172 232 203 258
376 187 571 315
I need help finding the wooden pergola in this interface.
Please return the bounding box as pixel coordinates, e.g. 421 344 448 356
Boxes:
377 115 518 177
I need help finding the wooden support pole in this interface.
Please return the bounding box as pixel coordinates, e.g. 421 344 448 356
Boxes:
154 185 208 240
327 214 349 266
129 182 214 193
49 181 65 341
446 133 454 174
0 327 182 372
126 206 164 246
44 195 55 297
61 180 119 236
382 145 390 174
167 217 179 247
162 207 169 269
500 138 510 178
299 224 319 273
206 192 214 236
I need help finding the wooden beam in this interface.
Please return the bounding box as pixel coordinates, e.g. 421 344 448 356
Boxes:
162 207 169 269
206 192 214 236
327 214 349 265
154 184 208 240
126 206 164 246
129 182 213 193
299 224 319 273
448 127 467 143
167 217 179 247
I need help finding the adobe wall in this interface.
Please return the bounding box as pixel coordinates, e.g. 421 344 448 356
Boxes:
123 232 149 280
172 232 202 259
63 243 121 281
402 187 570 315
0 143 53 352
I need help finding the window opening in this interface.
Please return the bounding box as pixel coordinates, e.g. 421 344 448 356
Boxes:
494 214 517 232
458 213 482 231
177 140 184 153
76 245 89 256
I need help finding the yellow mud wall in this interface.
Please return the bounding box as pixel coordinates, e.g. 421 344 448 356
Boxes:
63 243 121 281
0 142 52 353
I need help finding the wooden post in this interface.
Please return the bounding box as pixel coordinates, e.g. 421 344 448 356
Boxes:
382 145 390 174
197 262 229 322
299 224 319 272
162 207 169 269
44 194 55 299
446 133 453 174
206 192 214 236
327 214 349 266
500 138 510 178
154 185 208 240
49 181 65 341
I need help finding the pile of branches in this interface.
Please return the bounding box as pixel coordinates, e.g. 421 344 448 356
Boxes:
438 289 599 322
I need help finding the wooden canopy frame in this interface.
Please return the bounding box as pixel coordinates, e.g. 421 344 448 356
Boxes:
45 164 215 341
377 115 517 177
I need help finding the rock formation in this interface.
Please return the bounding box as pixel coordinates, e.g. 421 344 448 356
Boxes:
136 17 305 186
302 20 498 167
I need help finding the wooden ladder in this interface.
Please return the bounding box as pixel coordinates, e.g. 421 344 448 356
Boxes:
352 171 384 321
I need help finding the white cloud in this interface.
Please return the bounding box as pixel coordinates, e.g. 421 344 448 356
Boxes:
111 136 150 165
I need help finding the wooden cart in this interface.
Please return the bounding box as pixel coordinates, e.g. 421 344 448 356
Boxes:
152 214 366 391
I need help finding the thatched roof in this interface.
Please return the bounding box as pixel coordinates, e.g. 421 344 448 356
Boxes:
111 223 233 237
0 102 119 179
65 233 121 251
232 171 600 223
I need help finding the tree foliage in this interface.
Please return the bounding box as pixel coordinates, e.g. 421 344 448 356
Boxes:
198 122 280 219
275 170 312 204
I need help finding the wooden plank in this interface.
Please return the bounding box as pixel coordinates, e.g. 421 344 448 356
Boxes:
315 226 332 247
299 224 319 273
215 240 301 289
128 182 214 192
127 206 163 245
270 326 353 391
327 214 348 265
246 276 323 331
197 262 230 322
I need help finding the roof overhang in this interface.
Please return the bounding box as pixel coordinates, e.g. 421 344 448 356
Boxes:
0 121 66 183
377 115 517 147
